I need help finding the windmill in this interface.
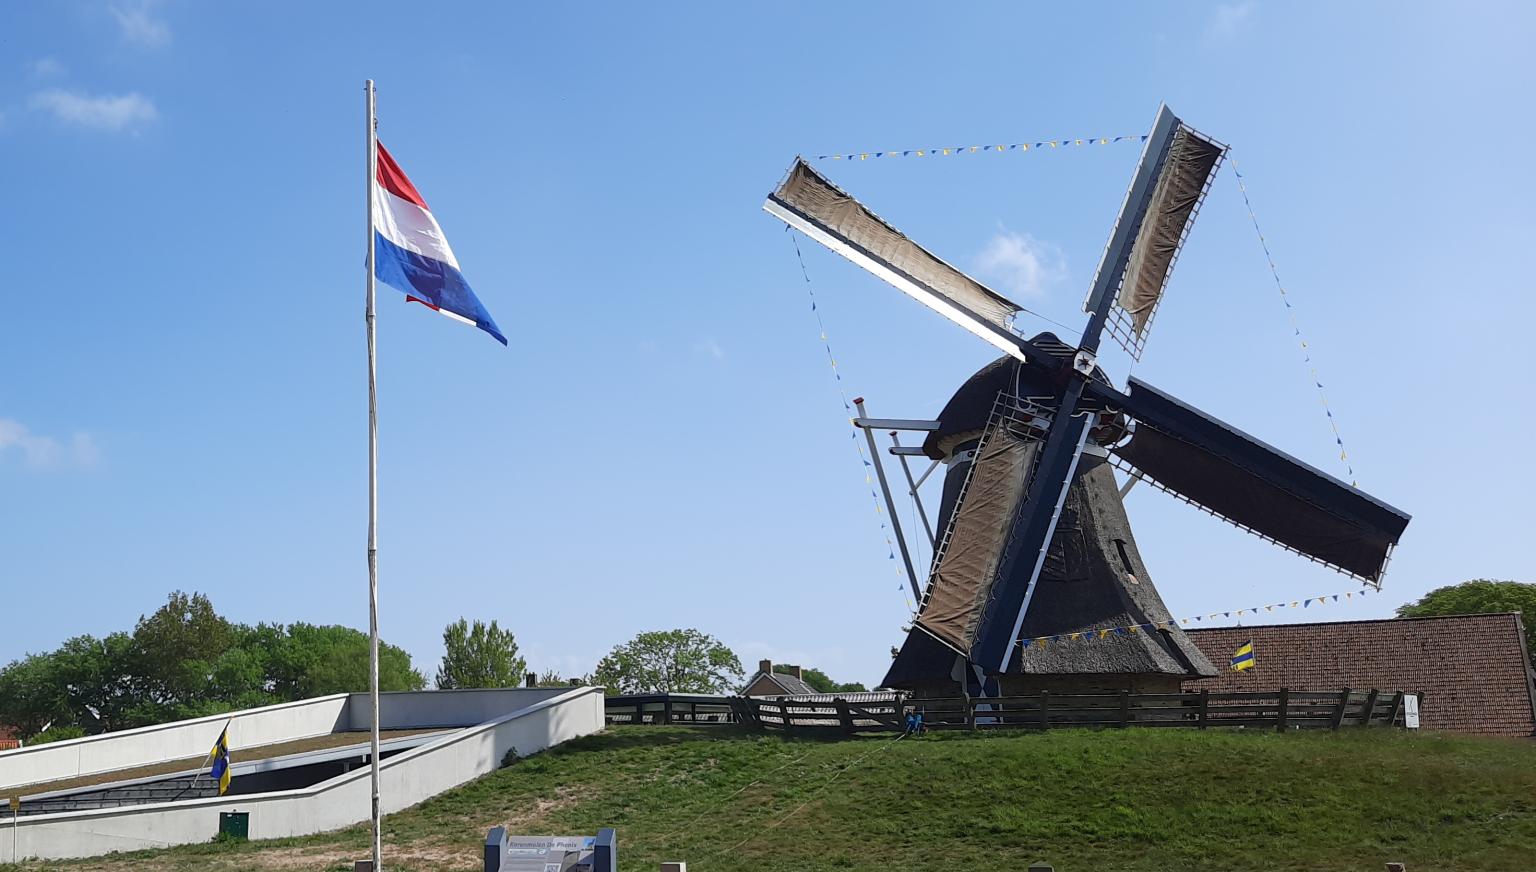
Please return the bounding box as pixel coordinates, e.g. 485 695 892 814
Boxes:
763 106 1411 696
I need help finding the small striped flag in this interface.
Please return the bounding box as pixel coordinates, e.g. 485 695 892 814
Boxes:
1230 640 1256 672
210 726 232 795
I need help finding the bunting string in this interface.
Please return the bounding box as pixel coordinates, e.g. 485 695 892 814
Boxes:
789 229 916 613
1230 158 1356 486
1018 586 1377 649
814 134 1147 162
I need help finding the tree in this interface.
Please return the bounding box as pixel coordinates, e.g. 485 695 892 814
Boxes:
435 619 526 689
52 632 138 731
129 591 237 713
275 623 425 698
592 629 743 695
535 669 570 688
1397 580 1536 656
0 592 429 736
774 665 866 694
0 653 69 737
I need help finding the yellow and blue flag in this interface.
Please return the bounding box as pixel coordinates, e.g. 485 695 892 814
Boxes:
210 727 232 795
1230 640 1256 672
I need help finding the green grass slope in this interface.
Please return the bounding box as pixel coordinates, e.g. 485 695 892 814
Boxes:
6 726 1535 872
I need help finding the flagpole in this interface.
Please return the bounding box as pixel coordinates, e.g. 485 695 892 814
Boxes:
364 78 383 872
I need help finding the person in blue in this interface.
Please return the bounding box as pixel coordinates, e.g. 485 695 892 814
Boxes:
904 707 926 735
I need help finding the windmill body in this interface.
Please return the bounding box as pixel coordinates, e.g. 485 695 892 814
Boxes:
763 105 1411 696
882 350 1217 696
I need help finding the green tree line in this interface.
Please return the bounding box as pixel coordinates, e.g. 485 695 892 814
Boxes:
1 595 887 743
0 591 424 742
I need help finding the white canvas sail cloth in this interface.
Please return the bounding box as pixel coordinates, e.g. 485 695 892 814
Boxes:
765 159 1025 353
1114 125 1226 336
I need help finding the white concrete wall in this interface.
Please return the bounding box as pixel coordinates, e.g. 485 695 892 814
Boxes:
348 687 574 731
5 687 606 862
0 694 351 792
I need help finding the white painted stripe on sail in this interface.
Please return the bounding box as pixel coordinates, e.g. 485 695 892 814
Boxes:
764 199 1027 364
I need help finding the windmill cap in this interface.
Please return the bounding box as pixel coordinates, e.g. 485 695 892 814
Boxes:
920 332 1118 459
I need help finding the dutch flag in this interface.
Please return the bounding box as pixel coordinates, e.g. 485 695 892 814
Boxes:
372 142 506 345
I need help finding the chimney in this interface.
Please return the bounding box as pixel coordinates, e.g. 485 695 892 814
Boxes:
759 659 773 676
792 665 804 681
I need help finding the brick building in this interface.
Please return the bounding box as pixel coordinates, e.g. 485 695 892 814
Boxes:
1184 613 1536 737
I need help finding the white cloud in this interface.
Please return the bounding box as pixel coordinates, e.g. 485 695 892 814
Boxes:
31 89 158 132
693 338 726 361
0 419 100 469
109 1 172 49
1207 2 1256 41
974 227 1067 298
29 57 66 79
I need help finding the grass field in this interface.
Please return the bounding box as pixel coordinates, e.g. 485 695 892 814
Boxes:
4 725 1535 871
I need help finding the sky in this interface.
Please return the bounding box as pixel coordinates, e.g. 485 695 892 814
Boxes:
2 2 1533 689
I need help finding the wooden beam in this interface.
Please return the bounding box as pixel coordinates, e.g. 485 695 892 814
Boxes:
1361 689 1380 727
1330 688 1351 731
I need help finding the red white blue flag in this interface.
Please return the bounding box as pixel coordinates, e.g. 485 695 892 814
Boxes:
372 142 506 345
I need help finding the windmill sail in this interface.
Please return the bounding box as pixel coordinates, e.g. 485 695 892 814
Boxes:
917 422 1039 655
764 159 1028 360
1101 377 1410 583
1116 126 1225 334
1085 106 1226 358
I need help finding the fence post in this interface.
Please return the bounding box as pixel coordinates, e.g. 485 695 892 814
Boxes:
592 828 617 872
1038 691 1050 730
1330 688 1352 731
1119 689 1131 727
1387 691 1405 727
663 696 673 725
1275 688 1290 733
835 698 854 736
780 699 793 735
484 826 508 872
1361 689 1380 726
1197 689 1209 730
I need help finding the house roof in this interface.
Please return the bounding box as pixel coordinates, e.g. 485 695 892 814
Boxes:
744 670 818 697
772 691 897 704
1183 612 1536 737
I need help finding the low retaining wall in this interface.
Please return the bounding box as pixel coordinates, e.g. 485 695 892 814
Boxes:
349 686 573 731
0 694 352 792
5 687 606 862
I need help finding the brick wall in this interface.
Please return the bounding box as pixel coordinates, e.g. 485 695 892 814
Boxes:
1184 613 1536 737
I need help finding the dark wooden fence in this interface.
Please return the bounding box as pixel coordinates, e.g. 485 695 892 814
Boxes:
604 693 743 725
608 689 1418 734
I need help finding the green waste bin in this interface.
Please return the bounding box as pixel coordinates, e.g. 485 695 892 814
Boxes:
219 811 249 841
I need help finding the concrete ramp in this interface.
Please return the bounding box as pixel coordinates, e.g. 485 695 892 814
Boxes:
0 687 606 861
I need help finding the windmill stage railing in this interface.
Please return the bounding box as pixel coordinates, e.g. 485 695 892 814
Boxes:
606 690 1419 733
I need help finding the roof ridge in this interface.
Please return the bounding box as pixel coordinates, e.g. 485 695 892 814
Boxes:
1182 611 1523 633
